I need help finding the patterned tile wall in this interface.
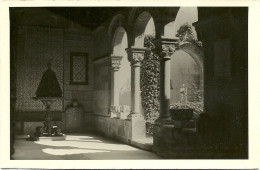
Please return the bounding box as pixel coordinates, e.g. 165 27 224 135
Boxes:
16 26 64 111
72 55 87 83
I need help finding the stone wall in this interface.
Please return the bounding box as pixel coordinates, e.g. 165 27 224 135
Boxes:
94 116 131 144
194 8 248 156
93 58 110 116
153 125 201 158
92 25 112 117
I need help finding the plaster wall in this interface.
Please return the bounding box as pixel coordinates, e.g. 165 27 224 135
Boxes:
94 116 132 144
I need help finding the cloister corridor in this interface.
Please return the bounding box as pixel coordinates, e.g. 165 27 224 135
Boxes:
13 134 160 160
7 7 248 161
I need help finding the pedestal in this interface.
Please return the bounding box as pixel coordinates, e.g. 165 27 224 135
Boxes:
32 97 66 141
128 114 146 140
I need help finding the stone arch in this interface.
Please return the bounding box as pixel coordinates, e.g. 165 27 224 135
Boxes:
178 42 203 83
128 8 160 47
108 14 133 51
175 42 204 90
134 11 156 47
111 26 131 108
111 26 128 56
167 7 203 103
170 42 203 104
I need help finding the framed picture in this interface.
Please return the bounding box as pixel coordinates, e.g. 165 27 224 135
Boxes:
70 52 88 85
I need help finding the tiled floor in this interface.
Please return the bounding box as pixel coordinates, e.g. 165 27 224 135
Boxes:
12 134 160 160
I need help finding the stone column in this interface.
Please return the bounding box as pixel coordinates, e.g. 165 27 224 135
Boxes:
126 47 146 117
126 47 146 140
155 38 178 124
109 55 123 118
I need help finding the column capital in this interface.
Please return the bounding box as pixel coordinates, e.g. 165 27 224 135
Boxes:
109 55 123 71
126 47 146 66
154 37 179 59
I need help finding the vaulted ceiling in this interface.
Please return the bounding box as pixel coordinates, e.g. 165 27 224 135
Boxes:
46 7 126 30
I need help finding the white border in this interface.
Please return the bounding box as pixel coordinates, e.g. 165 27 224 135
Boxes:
0 0 260 169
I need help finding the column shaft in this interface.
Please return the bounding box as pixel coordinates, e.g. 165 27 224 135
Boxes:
113 69 119 105
110 69 119 106
159 56 171 120
155 38 177 124
109 55 123 117
126 47 146 116
131 64 141 114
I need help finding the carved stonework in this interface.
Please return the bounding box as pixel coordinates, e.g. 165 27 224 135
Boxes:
126 47 146 66
109 55 123 70
127 111 144 119
160 38 179 58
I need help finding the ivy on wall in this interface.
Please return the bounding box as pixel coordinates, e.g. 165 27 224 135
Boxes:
173 23 204 120
176 23 202 47
141 35 160 125
141 24 204 134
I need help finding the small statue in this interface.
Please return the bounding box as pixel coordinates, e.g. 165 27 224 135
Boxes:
180 84 188 103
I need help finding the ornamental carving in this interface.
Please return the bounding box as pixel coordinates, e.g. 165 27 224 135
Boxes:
111 60 121 70
159 42 178 59
162 44 176 54
126 47 146 65
129 52 144 64
109 56 123 70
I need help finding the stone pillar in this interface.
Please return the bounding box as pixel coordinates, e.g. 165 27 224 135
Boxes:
109 55 123 118
155 38 178 125
126 47 146 116
126 47 146 140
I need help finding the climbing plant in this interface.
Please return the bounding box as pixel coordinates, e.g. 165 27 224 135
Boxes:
141 35 160 130
170 84 204 120
176 23 202 47
171 23 204 120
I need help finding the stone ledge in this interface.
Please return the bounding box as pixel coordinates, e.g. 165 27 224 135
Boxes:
131 137 153 151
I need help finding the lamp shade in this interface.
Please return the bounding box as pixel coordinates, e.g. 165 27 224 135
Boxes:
35 68 62 97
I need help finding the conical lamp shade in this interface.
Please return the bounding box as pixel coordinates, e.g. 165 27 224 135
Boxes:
35 68 62 97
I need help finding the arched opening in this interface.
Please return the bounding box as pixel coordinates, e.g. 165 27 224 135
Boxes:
134 11 155 47
170 51 202 104
165 7 204 120
111 27 131 109
134 11 158 135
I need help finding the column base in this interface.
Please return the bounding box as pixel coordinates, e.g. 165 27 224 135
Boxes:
154 116 173 125
127 112 146 140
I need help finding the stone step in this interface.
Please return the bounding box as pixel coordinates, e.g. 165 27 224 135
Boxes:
131 138 153 151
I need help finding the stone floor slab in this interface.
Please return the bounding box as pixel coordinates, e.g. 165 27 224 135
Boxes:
12 133 161 160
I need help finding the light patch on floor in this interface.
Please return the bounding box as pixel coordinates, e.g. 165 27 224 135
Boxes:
42 148 110 155
13 134 161 160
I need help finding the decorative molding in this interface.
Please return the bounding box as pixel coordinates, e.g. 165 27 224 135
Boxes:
126 47 146 66
160 38 179 59
109 55 123 70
